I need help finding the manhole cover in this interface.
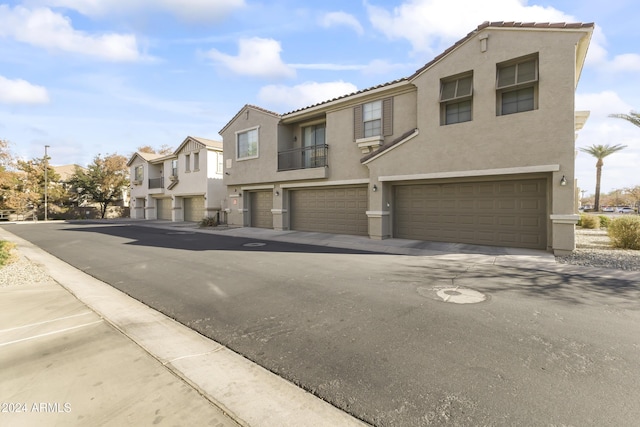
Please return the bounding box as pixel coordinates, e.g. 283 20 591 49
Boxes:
436 287 486 304
243 242 266 247
417 285 487 304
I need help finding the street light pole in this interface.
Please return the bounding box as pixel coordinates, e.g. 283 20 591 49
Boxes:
44 145 50 221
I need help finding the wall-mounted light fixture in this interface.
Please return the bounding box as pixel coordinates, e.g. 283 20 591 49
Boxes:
225 172 230 175
275 190 280 196
372 184 378 192
560 175 567 186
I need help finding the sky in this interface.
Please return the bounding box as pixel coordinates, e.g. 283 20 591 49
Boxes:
0 0 638 195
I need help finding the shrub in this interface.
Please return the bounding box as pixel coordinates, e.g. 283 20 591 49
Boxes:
607 216 640 250
200 216 218 227
0 241 16 267
598 215 610 229
580 214 600 229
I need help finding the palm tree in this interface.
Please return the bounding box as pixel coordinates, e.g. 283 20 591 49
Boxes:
579 144 627 211
609 111 640 128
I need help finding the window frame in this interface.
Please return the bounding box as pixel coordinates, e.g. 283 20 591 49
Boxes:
236 126 260 160
302 122 327 168
496 55 539 116
193 152 199 171
134 165 143 182
171 159 178 178
185 154 190 172
440 72 473 125
363 100 382 138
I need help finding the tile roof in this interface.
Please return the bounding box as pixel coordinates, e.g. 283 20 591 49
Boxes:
409 21 594 80
219 104 281 134
190 136 223 150
279 21 594 117
360 128 419 163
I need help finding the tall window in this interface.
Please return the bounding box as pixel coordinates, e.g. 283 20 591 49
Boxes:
237 128 259 159
497 56 538 115
216 152 223 174
363 100 382 137
185 154 190 172
134 165 143 182
171 159 178 177
440 73 473 125
193 152 199 171
302 123 326 168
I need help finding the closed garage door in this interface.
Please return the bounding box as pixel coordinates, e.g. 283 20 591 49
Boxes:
184 196 205 222
394 179 546 249
156 198 172 220
250 191 273 228
290 186 368 236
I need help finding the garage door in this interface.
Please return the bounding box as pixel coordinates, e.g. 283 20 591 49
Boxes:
394 179 546 249
250 191 273 228
290 186 368 236
156 198 172 220
184 196 205 222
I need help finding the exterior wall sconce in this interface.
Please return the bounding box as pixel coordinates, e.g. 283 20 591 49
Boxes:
372 184 378 192
560 175 567 186
275 191 280 196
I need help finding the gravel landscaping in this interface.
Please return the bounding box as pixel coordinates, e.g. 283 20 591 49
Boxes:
556 228 640 271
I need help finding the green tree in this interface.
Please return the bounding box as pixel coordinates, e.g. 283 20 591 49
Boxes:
0 140 15 208
69 153 129 218
9 158 62 216
609 110 640 128
579 144 627 211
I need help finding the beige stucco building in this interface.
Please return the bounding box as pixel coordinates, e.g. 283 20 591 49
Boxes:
220 22 594 255
128 136 226 222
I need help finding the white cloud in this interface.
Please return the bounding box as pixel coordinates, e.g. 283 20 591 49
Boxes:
0 75 50 104
365 0 573 54
206 38 296 79
23 0 245 23
258 81 358 111
0 5 145 61
320 11 364 35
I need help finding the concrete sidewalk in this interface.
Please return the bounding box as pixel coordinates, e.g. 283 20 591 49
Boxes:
0 227 370 427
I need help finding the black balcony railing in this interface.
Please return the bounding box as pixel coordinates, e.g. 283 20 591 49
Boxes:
149 177 164 189
278 144 328 171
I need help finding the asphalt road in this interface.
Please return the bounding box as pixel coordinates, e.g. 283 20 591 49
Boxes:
4 222 640 426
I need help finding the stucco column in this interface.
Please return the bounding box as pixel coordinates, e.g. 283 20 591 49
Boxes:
226 194 243 226
367 180 391 240
172 196 184 222
272 187 288 231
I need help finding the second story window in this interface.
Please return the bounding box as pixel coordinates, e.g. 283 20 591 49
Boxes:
237 127 259 160
440 73 473 125
354 97 393 140
134 165 143 182
496 55 538 116
363 100 382 137
193 152 199 171
185 154 190 172
171 159 178 177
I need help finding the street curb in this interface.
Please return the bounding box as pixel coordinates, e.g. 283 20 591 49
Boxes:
0 227 371 427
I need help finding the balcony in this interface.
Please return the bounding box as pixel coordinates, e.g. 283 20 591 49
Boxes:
149 178 164 189
278 145 328 171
